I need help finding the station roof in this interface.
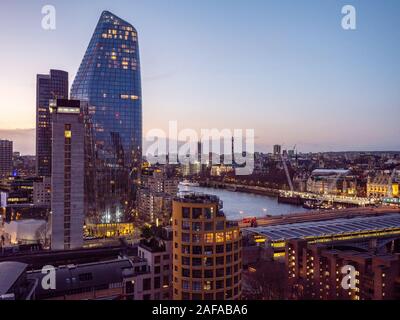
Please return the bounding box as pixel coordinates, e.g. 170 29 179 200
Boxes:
245 214 400 241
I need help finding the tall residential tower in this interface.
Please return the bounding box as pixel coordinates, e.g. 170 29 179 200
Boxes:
71 11 142 222
50 99 85 251
172 194 242 300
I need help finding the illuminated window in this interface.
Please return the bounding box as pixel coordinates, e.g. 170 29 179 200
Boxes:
226 231 233 241
64 130 72 138
204 281 213 291
216 233 224 243
204 233 214 243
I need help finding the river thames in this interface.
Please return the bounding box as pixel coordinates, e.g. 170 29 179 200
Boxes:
179 185 308 220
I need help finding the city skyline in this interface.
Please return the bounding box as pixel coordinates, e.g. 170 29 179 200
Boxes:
1 0 400 154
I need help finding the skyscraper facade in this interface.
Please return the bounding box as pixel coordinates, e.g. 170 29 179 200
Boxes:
0 139 13 178
36 70 69 177
50 99 85 251
172 194 242 300
71 11 142 222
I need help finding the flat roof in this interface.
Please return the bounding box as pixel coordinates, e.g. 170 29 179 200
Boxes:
0 262 28 295
27 258 140 298
312 169 351 176
245 214 400 242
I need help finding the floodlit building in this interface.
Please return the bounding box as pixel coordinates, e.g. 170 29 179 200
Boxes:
367 171 399 199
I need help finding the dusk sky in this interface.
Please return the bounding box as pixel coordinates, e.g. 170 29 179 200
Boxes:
0 0 399 154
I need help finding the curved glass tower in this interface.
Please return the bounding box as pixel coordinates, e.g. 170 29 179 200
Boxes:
71 11 142 222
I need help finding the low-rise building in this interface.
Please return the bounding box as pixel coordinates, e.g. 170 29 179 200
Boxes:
138 228 173 300
28 258 153 300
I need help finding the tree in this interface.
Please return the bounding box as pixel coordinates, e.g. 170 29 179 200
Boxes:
243 260 287 300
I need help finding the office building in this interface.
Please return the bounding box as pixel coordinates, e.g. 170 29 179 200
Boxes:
50 99 85 251
71 11 142 222
36 70 69 177
367 171 399 199
0 140 13 178
172 194 242 300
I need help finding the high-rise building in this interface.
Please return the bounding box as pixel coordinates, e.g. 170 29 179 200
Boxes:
273 144 282 156
71 11 142 222
50 99 85 251
172 194 242 300
36 70 69 177
0 140 13 178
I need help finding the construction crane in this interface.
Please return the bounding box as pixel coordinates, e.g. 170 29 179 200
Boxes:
280 152 294 193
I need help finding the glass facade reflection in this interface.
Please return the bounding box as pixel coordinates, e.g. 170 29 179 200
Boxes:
71 11 142 222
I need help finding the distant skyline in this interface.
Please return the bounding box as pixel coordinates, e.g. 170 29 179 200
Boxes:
0 0 399 154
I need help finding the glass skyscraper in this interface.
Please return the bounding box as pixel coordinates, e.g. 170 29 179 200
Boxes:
36 70 69 177
71 11 142 222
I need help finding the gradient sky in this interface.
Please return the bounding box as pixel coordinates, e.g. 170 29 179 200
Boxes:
0 0 399 154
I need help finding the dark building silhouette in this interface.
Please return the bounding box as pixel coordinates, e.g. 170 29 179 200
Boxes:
36 70 68 177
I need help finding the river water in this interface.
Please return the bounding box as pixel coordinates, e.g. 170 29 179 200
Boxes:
179 185 308 220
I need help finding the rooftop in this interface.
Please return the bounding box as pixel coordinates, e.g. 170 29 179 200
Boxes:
27 258 143 299
174 193 220 204
0 261 28 295
245 214 400 242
